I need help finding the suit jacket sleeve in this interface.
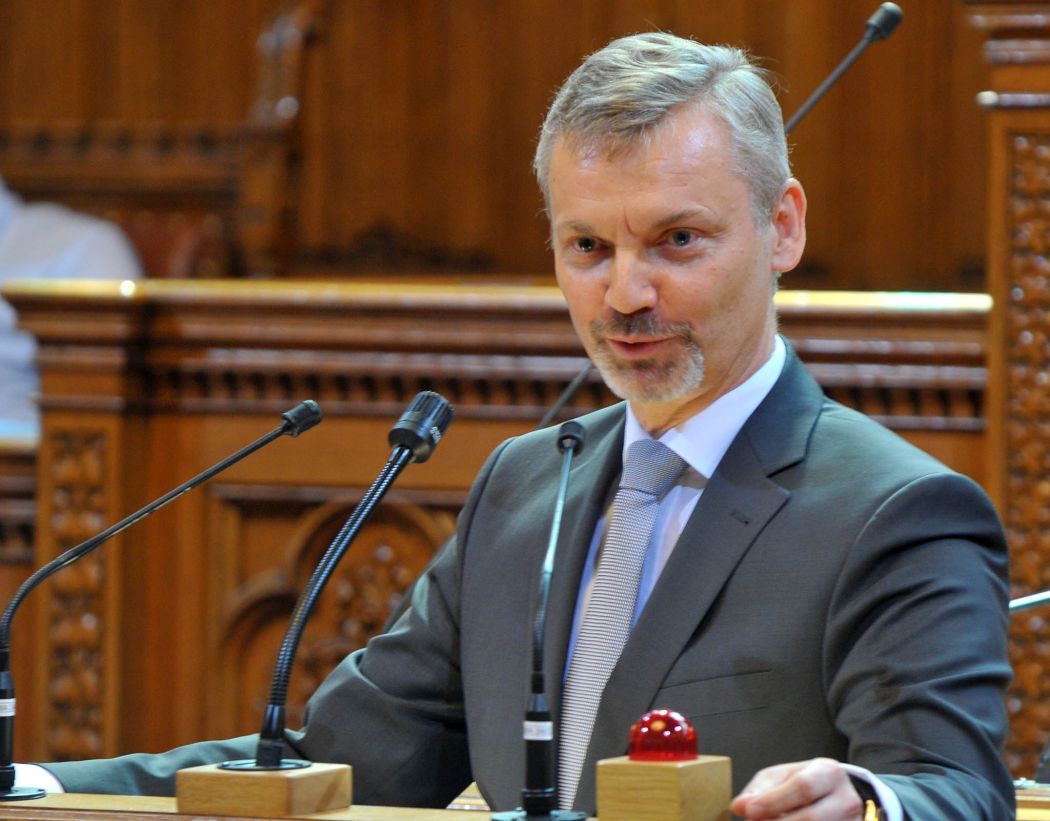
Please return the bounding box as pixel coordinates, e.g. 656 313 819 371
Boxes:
823 470 1013 819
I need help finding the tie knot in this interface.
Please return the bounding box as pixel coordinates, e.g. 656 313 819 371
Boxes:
620 439 686 498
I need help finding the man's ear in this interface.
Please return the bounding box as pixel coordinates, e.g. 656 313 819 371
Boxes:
769 178 807 274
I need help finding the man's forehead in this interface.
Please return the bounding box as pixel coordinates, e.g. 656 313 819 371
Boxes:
550 106 732 173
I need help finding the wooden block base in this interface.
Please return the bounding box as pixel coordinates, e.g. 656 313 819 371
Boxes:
597 754 731 821
175 762 352 817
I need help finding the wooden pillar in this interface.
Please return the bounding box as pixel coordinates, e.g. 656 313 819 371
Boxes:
965 0 1050 777
27 285 149 761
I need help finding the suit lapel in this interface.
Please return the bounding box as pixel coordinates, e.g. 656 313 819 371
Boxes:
571 349 826 811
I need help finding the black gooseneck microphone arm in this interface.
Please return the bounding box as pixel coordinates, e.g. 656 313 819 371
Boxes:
537 366 595 432
493 421 587 821
535 2 904 430
0 399 323 800
783 2 903 135
221 390 454 772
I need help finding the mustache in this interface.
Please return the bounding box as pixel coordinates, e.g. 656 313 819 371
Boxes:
591 311 694 341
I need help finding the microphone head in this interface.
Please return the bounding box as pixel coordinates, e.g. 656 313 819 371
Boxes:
556 420 585 455
867 2 902 42
388 391 454 463
281 400 323 437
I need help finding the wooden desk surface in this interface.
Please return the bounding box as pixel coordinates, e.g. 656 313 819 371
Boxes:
1018 786 1050 820
0 793 502 821
0 790 1045 820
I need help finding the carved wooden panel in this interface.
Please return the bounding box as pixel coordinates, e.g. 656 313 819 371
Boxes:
965 1 1050 778
207 487 457 738
43 429 109 761
988 124 1050 777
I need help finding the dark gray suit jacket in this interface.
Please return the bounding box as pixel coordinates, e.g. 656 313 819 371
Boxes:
45 351 1014 819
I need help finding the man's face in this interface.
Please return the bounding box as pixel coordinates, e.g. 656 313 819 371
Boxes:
547 104 806 432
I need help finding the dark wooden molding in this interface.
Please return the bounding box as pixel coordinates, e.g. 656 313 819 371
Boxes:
4 280 989 433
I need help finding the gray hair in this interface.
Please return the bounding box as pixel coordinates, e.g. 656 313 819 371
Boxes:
533 33 790 225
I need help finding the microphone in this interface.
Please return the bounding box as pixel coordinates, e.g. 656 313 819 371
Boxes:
0 400 323 800
866 2 903 42
493 421 587 821
784 2 904 135
220 391 453 773
537 366 595 431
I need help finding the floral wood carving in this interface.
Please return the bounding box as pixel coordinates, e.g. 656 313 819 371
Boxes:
1002 131 1050 776
44 429 108 760
219 495 456 733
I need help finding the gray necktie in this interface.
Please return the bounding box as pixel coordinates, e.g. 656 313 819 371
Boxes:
557 439 686 809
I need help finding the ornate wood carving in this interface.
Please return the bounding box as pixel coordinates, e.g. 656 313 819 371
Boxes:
44 429 109 761
965 0 1050 779
213 489 457 735
990 126 1050 777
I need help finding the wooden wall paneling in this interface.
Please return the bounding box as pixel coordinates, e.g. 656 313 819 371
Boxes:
281 0 991 287
0 443 35 570
25 286 154 761
0 1 328 280
206 489 457 739
964 0 1050 780
237 0 328 276
33 411 137 761
445 2 498 254
984 103 1050 781
339 0 415 246
0 1 997 291
0 441 39 762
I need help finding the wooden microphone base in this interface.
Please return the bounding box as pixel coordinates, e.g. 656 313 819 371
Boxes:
596 754 731 821
175 762 352 817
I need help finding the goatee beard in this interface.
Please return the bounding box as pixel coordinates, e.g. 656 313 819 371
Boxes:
589 312 705 404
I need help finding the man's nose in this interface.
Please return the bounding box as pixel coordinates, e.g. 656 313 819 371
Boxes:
605 252 658 316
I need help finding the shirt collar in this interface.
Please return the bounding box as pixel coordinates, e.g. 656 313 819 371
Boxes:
623 335 786 479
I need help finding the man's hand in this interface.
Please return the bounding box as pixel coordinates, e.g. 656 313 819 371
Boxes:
730 758 865 820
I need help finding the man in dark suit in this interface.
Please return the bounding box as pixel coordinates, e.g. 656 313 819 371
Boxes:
30 32 1012 820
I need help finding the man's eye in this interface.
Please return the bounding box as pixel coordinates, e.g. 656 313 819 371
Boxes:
574 237 599 253
669 230 695 247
